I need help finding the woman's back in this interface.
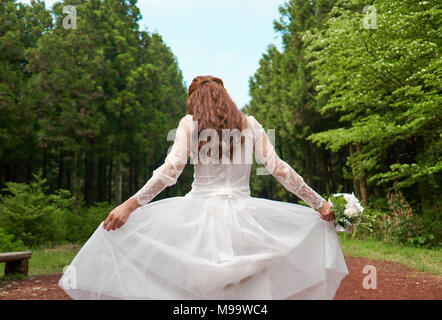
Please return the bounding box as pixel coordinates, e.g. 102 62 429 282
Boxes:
189 113 254 192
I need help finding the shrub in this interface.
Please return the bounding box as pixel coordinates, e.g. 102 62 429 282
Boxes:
0 172 116 247
0 227 26 252
0 172 76 247
346 189 441 248
64 201 113 244
376 189 441 248
343 207 383 240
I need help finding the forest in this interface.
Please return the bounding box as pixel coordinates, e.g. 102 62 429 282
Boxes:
0 0 188 205
0 0 440 251
245 0 441 247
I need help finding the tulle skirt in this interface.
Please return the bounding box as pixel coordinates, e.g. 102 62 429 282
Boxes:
58 188 349 300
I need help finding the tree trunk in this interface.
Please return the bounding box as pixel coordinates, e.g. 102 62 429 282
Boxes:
129 157 134 195
0 159 4 189
84 155 90 206
349 144 361 198
66 163 71 191
57 148 64 190
108 159 113 203
11 161 16 182
326 150 334 193
359 176 369 207
25 153 33 184
84 154 95 206
114 160 122 205
355 143 369 206
415 135 432 217
42 148 47 178
303 142 313 185
133 162 138 196
97 156 106 201
320 148 329 195
72 151 81 200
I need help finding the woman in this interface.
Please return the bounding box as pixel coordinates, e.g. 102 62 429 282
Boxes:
59 75 348 300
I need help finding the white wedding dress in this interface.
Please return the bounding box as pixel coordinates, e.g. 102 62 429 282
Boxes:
58 114 349 300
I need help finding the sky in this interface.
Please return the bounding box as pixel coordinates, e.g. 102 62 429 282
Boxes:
18 0 286 108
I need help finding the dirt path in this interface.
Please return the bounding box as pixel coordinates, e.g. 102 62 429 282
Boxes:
0 256 441 300
334 256 441 299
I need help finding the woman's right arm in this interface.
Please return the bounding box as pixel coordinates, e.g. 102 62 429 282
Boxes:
103 115 193 231
249 115 334 221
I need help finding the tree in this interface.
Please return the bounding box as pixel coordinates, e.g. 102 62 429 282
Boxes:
305 0 441 212
1 0 187 206
245 0 340 203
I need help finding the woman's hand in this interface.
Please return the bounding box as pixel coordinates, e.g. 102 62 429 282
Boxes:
317 200 335 222
103 197 139 232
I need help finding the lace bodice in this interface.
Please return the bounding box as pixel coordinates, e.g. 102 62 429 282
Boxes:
131 114 325 211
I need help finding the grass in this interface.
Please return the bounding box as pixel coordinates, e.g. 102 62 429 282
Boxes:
338 234 442 276
27 244 82 276
0 244 81 282
0 243 81 282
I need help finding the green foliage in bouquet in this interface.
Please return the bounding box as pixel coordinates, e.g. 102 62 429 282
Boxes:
330 195 349 224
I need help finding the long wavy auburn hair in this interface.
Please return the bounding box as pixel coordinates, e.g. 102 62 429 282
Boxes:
187 75 248 161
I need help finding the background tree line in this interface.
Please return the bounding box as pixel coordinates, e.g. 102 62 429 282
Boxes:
0 0 189 206
0 0 440 249
245 0 440 246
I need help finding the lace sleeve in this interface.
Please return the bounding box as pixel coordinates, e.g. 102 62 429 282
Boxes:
130 115 192 207
249 115 325 211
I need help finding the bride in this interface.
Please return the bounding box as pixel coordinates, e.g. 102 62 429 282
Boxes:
58 75 349 300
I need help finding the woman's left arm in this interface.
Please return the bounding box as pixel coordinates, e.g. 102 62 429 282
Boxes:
250 115 334 222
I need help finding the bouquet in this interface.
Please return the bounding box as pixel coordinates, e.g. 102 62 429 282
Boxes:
328 192 364 233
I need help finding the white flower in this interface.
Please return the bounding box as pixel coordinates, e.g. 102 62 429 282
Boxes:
331 192 364 219
342 192 364 213
344 206 359 218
